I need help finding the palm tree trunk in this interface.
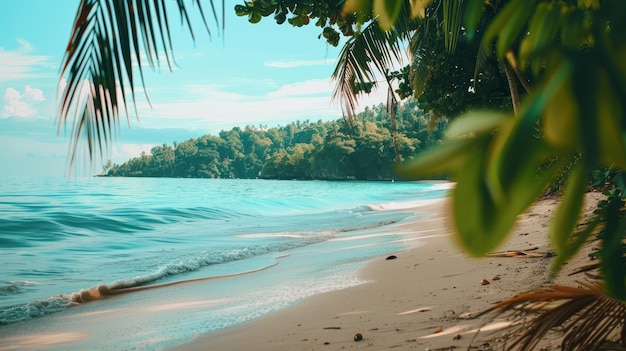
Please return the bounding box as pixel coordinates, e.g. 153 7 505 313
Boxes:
503 60 520 117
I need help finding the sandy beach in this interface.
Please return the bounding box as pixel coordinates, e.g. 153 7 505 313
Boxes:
173 191 603 351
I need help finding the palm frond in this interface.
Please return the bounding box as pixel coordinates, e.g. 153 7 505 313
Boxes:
331 3 415 120
442 0 465 53
408 12 438 99
471 44 488 91
483 284 626 351
387 84 400 161
58 0 219 169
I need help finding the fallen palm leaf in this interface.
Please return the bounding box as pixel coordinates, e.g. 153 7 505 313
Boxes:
478 283 626 350
568 262 600 276
487 250 546 258
458 312 479 319
585 271 603 280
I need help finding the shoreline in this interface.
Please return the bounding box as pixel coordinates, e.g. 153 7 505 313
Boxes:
172 192 603 351
0 185 448 351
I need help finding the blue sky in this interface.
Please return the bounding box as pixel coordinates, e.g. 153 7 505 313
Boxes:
0 1 386 176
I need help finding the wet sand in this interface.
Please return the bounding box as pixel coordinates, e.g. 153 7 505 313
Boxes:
174 192 603 351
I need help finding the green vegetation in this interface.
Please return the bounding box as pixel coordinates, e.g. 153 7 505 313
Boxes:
237 0 517 121
106 100 445 180
238 0 626 348
60 1 626 348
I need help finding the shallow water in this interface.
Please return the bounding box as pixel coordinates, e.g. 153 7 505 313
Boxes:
0 177 448 350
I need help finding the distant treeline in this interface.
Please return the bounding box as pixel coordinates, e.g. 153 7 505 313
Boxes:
106 100 446 180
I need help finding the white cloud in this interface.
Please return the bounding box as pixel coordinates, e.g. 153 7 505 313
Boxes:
24 85 46 102
264 58 336 68
2 85 47 118
111 143 155 162
130 78 388 131
4 87 20 101
0 38 56 82
139 82 336 127
268 79 333 98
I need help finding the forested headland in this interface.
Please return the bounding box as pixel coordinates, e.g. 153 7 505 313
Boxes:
105 99 446 180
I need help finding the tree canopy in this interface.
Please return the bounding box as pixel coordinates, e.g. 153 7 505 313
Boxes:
235 1 626 343
106 100 446 180
235 0 516 120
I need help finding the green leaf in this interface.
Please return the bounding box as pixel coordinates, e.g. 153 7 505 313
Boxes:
595 68 626 169
485 98 549 208
495 0 538 58
463 0 485 37
555 218 601 277
409 0 432 19
450 118 563 257
599 195 626 300
234 5 248 16
549 161 589 272
451 144 498 255
396 137 478 178
374 0 403 31
481 0 539 58
443 0 464 53
543 74 580 150
578 0 600 9
473 140 561 256
503 141 564 220
445 111 508 138
519 2 561 69
249 11 262 23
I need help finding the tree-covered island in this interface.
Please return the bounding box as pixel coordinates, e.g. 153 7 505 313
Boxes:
104 99 446 180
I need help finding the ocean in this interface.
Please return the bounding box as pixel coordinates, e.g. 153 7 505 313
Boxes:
0 177 448 350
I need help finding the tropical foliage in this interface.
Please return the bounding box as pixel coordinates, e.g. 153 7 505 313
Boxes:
58 0 220 167
106 100 446 180
387 0 626 297
236 0 515 121
237 0 626 348
348 0 626 349
59 0 626 348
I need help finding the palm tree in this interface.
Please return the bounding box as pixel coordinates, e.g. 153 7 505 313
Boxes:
303 0 626 349
58 0 221 168
57 0 507 165
329 0 512 165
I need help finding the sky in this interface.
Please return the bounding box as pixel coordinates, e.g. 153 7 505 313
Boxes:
0 1 387 177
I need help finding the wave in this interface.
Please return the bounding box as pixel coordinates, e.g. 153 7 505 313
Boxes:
0 281 37 296
366 198 442 211
0 259 284 326
0 234 333 325
0 179 448 329
0 259 285 326
426 181 455 191
0 296 74 325
0 205 258 246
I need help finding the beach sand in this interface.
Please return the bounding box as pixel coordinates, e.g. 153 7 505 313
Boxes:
173 191 604 351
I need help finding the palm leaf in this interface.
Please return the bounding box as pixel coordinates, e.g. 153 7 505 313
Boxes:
331 2 415 120
58 0 220 169
407 12 438 99
481 283 626 351
408 0 469 99
442 0 464 53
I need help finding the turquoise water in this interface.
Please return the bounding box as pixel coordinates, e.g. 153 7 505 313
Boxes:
0 177 447 350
